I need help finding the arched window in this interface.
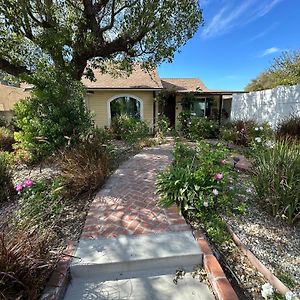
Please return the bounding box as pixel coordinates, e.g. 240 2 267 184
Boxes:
107 95 143 125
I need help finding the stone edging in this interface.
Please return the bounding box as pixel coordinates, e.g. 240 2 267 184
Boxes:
193 230 239 300
40 241 78 300
226 224 299 300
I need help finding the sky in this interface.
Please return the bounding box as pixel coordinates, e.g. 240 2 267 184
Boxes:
158 0 300 91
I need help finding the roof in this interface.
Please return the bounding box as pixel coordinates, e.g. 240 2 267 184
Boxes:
161 78 209 92
82 65 163 90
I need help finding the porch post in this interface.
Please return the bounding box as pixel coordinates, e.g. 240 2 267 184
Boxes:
218 94 223 125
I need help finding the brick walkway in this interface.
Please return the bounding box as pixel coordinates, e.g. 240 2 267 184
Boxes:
80 143 190 240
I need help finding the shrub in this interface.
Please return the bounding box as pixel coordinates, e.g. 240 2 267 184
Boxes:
14 69 93 160
178 112 219 140
0 225 57 300
111 115 149 144
220 120 273 146
0 127 14 152
0 116 7 127
252 139 300 224
157 141 230 213
0 153 13 203
59 135 109 197
156 141 231 243
155 114 170 138
276 114 300 140
189 117 219 140
15 178 65 227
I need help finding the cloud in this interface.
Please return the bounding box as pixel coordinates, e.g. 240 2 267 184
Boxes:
202 0 283 39
259 47 288 57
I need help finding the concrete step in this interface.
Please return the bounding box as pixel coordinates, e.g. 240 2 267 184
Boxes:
65 272 214 300
70 231 203 279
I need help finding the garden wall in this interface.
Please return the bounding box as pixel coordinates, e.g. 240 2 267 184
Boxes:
231 84 300 128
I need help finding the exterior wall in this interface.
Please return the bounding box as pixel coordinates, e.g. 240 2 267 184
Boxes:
0 84 28 121
231 84 300 128
86 90 155 128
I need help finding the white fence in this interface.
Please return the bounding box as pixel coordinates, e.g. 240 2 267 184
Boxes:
231 84 300 128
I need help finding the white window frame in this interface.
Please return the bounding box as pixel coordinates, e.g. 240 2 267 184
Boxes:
107 94 144 126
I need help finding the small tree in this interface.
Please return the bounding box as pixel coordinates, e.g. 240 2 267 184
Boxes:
14 68 93 159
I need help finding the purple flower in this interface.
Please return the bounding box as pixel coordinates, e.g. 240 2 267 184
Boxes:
24 178 33 187
16 184 23 192
214 173 224 181
220 159 226 166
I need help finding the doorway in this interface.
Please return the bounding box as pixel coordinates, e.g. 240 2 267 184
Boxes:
163 94 176 128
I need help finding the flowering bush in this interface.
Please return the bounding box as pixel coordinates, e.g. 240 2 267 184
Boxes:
155 114 170 139
252 139 300 224
178 112 219 140
15 178 65 227
220 120 273 147
156 141 232 243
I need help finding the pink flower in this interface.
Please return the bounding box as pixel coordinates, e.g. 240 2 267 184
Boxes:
16 183 23 192
24 178 33 187
214 173 224 181
220 159 226 166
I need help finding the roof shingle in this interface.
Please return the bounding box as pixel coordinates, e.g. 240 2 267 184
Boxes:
82 65 163 90
161 78 209 92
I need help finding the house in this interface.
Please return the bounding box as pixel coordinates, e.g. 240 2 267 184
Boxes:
83 65 237 129
0 65 238 128
0 82 29 122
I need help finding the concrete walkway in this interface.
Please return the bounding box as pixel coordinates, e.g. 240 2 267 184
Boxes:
64 144 215 300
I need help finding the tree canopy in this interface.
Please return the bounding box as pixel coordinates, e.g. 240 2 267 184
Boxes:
0 0 203 82
245 50 300 92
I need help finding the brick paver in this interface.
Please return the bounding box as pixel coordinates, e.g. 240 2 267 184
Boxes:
80 143 190 239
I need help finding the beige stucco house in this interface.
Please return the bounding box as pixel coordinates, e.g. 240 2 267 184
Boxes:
0 65 236 128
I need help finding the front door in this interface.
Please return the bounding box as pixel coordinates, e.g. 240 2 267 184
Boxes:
163 94 176 128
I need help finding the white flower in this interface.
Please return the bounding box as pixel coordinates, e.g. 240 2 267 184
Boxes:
260 126 263 130
246 188 252 193
255 127 259 131
255 137 262 143
212 189 219 196
203 201 209 207
261 283 273 299
285 291 295 300
210 125 213 128
265 140 275 148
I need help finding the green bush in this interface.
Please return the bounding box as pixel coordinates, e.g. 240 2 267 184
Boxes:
155 114 170 139
220 120 273 146
0 127 14 152
59 134 109 197
252 139 300 224
111 115 149 144
178 112 219 140
15 178 65 227
0 153 14 202
157 141 230 213
14 69 93 160
156 141 231 243
276 114 300 140
0 116 7 127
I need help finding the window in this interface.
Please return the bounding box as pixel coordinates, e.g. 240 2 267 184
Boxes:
110 96 141 119
190 97 218 119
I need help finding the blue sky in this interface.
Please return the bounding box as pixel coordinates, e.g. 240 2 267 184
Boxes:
158 0 300 91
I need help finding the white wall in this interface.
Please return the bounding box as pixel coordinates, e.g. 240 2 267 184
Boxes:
231 84 300 128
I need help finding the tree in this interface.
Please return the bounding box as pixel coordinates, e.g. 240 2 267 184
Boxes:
0 0 203 82
245 50 300 92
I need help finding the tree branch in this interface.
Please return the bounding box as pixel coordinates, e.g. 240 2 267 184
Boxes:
0 58 31 77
